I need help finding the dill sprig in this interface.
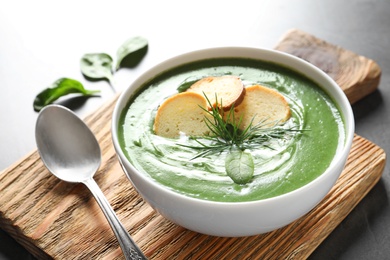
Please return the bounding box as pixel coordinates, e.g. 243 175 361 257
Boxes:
178 92 304 184
180 93 302 157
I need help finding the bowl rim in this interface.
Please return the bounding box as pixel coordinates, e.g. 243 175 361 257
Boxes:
111 46 355 207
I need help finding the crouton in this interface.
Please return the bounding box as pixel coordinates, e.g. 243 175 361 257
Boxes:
154 92 212 138
187 75 244 110
226 84 290 130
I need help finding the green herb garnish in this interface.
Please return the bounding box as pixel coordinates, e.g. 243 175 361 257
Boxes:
225 147 254 184
33 78 99 112
177 76 204 93
180 93 303 184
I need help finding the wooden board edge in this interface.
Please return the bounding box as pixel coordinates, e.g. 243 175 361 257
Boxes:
274 28 382 105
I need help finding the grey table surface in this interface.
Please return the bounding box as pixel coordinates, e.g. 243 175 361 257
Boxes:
1 0 389 259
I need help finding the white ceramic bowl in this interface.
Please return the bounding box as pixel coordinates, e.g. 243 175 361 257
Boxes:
111 47 354 237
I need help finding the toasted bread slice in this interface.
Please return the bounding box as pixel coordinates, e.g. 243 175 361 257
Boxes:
154 92 212 138
226 85 291 130
187 75 244 110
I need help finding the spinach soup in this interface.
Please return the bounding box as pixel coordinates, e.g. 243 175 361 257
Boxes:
118 58 345 202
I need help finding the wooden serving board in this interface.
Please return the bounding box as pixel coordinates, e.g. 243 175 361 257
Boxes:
0 30 385 259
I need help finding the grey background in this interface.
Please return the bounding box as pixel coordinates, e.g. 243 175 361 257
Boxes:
0 0 389 259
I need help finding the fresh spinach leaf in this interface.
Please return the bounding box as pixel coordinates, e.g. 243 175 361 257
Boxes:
116 36 148 70
33 78 100 112
80 53 115 86
225 148 254 184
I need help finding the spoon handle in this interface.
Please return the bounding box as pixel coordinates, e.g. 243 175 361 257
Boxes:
83 178 147 260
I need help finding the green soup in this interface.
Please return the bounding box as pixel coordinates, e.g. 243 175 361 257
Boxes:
118 58 345 202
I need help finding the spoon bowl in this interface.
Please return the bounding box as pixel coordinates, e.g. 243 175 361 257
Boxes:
35 104 101 183
35 104 146 260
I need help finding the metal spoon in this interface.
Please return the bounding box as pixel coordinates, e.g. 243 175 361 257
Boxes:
35 104 146 260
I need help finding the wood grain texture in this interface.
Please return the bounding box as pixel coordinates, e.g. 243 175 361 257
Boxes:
274 29 382 104
0 30 386 259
